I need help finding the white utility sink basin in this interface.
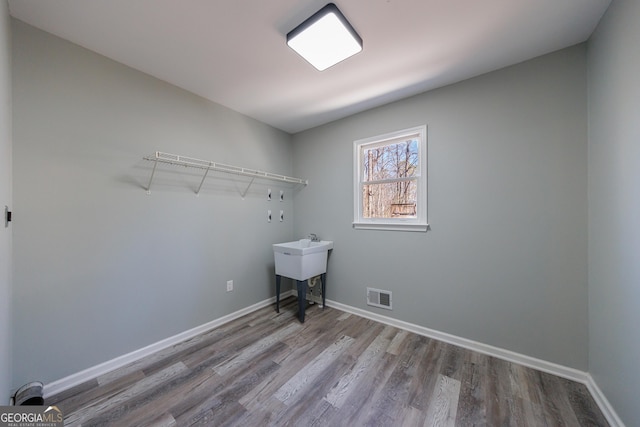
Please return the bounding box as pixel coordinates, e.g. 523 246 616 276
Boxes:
273 239 333 281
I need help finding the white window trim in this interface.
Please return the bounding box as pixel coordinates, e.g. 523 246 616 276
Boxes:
353 125 428 232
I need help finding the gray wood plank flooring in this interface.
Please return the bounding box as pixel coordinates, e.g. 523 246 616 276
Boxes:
47 297 609 426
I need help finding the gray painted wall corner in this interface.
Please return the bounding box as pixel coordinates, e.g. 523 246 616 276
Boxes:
293 45 589 371
11 20 294 387
0 0 12 405
587 0 640 425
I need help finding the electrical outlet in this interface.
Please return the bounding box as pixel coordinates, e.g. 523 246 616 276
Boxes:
267 210 272 222
226 280 233 292
267 188 272 201
279 190 284 202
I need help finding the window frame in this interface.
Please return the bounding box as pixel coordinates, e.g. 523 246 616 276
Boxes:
353 125 428 232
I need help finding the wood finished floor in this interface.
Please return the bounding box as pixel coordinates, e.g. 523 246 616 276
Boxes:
47 297 609 426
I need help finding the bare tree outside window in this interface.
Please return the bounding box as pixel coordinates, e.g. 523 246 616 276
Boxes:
362 139 419 218
353 125 427 232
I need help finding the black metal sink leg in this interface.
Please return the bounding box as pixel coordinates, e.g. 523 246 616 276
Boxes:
275 274 281 313
297 279 307 323
321 273 326 309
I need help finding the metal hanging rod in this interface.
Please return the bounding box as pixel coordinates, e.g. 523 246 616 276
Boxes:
143 151 308 195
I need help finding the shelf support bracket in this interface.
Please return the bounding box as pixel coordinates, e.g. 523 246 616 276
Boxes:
240 177 255 199
146 157 159 195
195 162 212 195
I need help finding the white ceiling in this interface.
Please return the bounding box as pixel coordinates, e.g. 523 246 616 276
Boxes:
8 0 610 134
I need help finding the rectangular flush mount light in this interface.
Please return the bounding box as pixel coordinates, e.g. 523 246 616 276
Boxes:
287 3 362 71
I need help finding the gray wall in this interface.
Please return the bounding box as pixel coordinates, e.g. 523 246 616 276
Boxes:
0 0 12 405
14 8 636 418
12 20 294 387
588 0 640 425
292 46 589 370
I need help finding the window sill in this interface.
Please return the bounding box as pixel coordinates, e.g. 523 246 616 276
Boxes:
352 222 429 232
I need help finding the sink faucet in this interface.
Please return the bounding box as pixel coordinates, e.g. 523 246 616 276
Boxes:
308 233 319 242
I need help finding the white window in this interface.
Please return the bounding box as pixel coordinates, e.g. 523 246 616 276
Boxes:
353 125 428 232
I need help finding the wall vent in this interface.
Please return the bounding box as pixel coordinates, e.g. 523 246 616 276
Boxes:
367 287 392 310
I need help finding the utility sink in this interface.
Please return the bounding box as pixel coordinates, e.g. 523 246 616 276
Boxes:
273 239 333 323
273 239 333 281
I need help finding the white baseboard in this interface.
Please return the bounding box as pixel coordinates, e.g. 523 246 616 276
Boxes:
584 374 626 427
324 299 588 383
325 299 627 426
43 292 292 398
43 291 624 426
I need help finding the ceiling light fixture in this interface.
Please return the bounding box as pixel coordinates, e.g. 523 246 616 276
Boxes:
286 3 363 71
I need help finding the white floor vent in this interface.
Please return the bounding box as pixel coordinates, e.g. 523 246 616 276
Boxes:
367 287 392 310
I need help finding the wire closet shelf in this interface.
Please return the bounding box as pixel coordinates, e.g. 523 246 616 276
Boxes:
143 151 308 196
